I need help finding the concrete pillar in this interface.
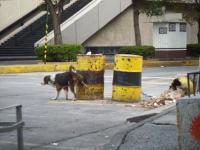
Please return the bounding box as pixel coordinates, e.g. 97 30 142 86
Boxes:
176 97 200 149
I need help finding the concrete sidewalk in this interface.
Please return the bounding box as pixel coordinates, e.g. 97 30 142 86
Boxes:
0 69 183 150
0 63 197 149
103 105 177 150
28 103 178 150
0 101 178 150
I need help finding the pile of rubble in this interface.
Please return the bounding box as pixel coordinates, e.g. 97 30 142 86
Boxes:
142 88 186 108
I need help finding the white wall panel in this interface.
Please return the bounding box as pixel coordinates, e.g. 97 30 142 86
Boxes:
153 23 168 48
98 0 121 28
153 22 186 50
120 0 132 12
76 6 99 43
62 24 77 44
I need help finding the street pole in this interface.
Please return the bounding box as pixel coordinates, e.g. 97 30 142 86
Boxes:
44 5 49 64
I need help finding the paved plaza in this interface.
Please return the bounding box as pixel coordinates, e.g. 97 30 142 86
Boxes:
0 66 198 150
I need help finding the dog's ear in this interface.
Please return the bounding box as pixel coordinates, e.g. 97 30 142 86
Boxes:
69 65 77 73
173 78 181 86
45 75 51 80
169 78 181 90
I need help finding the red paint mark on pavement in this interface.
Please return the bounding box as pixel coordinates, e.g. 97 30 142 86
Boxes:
190 114 200 141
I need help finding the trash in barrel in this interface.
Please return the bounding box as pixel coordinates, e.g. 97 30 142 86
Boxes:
76 54 105 100
112 54 143 102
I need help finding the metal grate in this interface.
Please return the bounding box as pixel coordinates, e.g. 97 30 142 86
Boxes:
187 71 200 97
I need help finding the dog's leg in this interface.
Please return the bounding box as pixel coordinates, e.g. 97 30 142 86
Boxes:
52 88 61 100
63 87 68 100
69 84 76 101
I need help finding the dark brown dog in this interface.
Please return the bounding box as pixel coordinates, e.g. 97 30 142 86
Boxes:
169 76 193 94
42 65 87 100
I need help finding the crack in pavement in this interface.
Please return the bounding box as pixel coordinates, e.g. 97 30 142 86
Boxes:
107 106 176 150
151 122 176 126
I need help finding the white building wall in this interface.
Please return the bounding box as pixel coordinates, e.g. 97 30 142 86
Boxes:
35 0 198 47
84 6 135 47
76 5 99 43
85 9 196 48
36 0 133 46
0 0 43 31
187 22 198 44
168 23 186 48
153 23 168 49
98 0 121 28
153 22 186 49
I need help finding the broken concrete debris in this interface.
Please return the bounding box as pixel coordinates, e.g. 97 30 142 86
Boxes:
142 88 186 108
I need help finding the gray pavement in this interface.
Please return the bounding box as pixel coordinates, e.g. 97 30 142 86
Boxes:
104 105 177 150
0 66 199 150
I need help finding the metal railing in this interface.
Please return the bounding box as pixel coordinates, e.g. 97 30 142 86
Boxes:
187 71 200 97
0 105 25 150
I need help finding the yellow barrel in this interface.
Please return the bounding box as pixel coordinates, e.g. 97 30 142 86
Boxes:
178 76 193 94
112 54 143 102
76 54 105 100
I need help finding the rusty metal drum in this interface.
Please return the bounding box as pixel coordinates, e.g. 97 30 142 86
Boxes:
76 54 105 100
112 54 143 102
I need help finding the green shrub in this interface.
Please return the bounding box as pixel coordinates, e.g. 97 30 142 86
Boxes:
34 44 83 62
187 44 200 57
118 46 155 59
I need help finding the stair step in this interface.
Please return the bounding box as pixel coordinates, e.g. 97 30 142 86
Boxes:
0 56 38 61
0 0 92 60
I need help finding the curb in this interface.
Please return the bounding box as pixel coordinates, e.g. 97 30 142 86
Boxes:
0 60 198 74
0 62 76 74
143 59 199 67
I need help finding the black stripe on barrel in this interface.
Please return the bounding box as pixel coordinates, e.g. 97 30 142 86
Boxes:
77 71 104 84
113 71 141 86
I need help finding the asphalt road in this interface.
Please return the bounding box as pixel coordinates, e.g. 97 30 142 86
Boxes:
0 66 198 150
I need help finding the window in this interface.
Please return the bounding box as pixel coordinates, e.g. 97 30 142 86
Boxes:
180 23 186 32
169 23 176 32
85 47 120 55
159 27 167 34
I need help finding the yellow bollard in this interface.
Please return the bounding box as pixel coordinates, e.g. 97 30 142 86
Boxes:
112 54 143 102
76 54 105 100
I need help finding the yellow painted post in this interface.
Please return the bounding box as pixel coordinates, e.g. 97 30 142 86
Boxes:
44 6 49 64
112 54 143 102
76 54 105 100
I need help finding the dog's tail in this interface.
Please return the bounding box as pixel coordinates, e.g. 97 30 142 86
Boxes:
69 65 88 88
69 65 76 73
81 81 88 88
